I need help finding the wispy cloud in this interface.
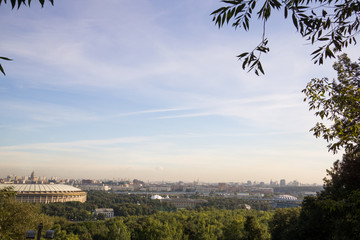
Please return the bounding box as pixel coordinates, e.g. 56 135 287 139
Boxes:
113 108 190 117
0 100 99 124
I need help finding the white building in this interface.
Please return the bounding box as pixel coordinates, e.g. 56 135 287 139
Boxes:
94 208 114 218
78 184 109 191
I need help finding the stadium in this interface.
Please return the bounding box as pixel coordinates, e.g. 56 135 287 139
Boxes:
0 184 87 203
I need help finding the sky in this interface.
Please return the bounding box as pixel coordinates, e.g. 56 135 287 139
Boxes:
0 0 358 184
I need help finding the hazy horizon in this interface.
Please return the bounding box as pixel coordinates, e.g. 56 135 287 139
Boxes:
1 170 322 185
1 1 355 185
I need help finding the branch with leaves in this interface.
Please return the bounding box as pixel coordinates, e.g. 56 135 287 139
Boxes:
0 57 12 76
0 0 53 9
0 0 54 76
212 0 360 75
302 54 360 154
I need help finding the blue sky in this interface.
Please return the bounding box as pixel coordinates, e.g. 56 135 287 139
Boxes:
0 0 356 183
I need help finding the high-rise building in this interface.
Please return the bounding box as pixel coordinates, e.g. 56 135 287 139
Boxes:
280 179 286 187
30 171 38 181
218 183 227 192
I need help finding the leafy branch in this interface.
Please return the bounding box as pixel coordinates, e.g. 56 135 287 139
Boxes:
212 0 360 75
0 0 53 9
302 54 360 154
0 0 54 76
0 57 12 76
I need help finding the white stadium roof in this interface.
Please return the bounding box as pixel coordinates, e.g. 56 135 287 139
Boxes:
275 194 298 201
0 184 82 193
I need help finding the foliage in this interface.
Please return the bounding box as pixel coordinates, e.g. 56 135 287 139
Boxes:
294 189 360 240
243 215 267 240
1 188 299 239
196 196 271 211
0 187 79 239
0 57 12 76
322 153 360 199
0 187 51 240
303 54 360 154
55 209 273 240
0 0 53 9
41 191 176 221
285 54 360 239
107 219 131 240
0 0 54 76
269 208 300 240
41 201 95 221
212 0 360 75
222 217 245 239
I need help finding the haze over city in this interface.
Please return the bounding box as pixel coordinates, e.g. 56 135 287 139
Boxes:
1 0 357 184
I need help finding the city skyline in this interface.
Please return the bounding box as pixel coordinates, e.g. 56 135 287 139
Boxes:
0 1 355 184
2 170 319 186
0 170 321 186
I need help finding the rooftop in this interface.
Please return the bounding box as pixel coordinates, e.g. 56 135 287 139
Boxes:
0 184 83 193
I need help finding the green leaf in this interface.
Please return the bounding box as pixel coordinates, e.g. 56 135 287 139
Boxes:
325 46 335 58
292 13 298 30
0 64 6 75
251 0 256 9
258 61 265 74
10 0 15 8
236 52 248 58
0 56 12 61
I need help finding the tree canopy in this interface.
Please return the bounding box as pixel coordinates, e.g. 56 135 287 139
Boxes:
292 54 360 240
212 0 360 75
0 187 53 239
303 54 360 154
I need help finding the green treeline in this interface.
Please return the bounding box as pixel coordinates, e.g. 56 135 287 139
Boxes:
39 191 270 221
57 209 273 240
40 191 177 221
1 184 360 239
0 187 284 240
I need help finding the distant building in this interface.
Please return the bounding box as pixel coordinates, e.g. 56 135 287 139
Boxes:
81 179 93 184
235 193 250 198
94 208 114 218
78 184 109 191
280 179 286 187
0 184 86 203
111 185 135 191
218 183 227 192
273 195 301 208
244 204 251 210
151 194 169 200
275 195 298 201
30 171 38 182
148 186 171 192
195 186 218 194
161 198 207 209
257 187 274 194
289 180 300 186
270 180 279 187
